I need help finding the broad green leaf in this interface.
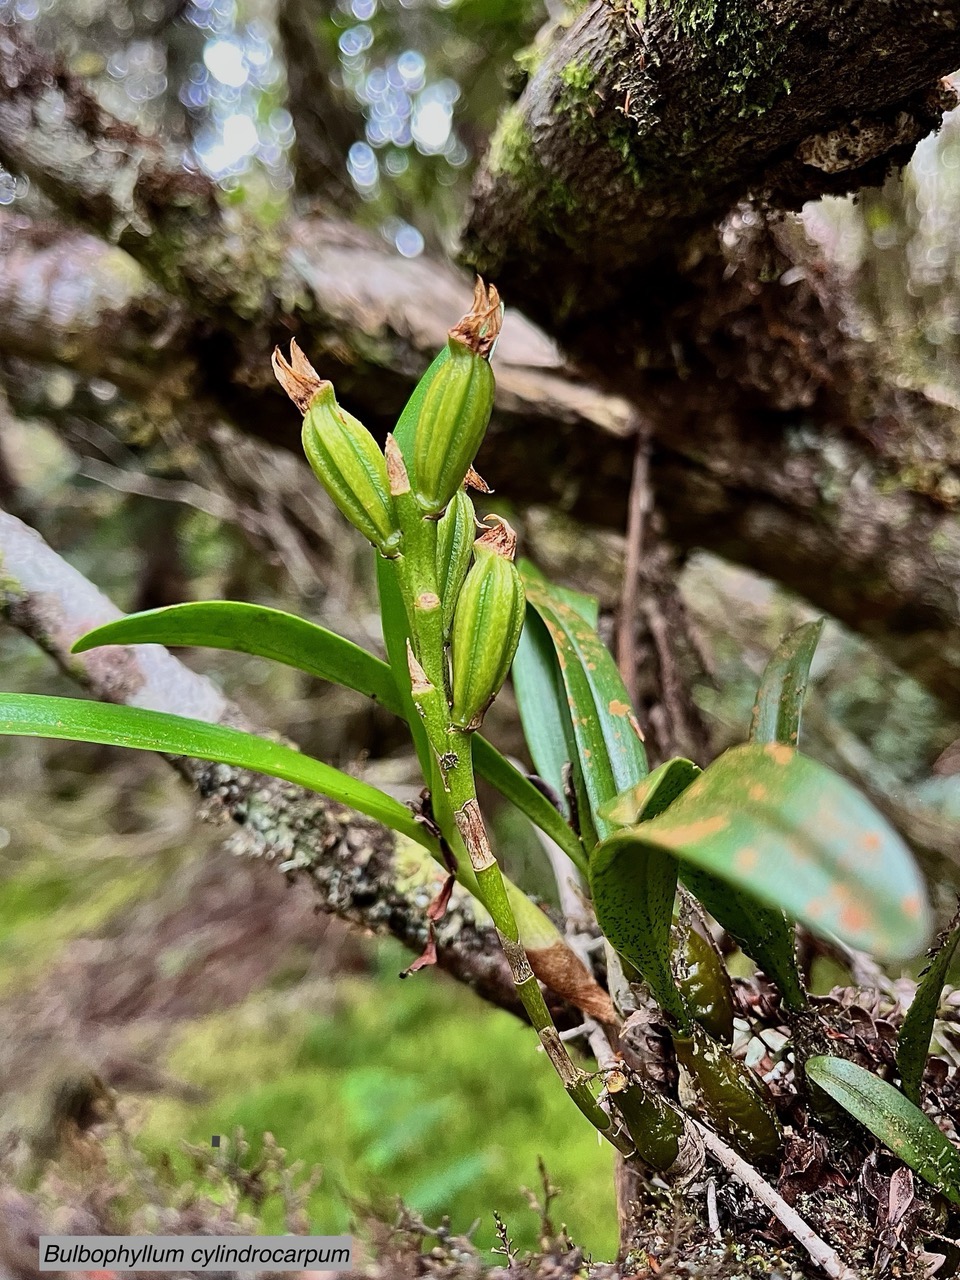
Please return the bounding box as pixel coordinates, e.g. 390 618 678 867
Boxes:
897 907 960 1105
75 600 582 875
601 758 701 826
599 743 930 962
750 619 824 749
521 560 648 842
696 623 822 1010
591 829 686 1025
0 693 431 849
807 1055 960 1206
73 602 404 713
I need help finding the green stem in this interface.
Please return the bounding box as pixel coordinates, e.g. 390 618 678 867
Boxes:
392 508 627 1148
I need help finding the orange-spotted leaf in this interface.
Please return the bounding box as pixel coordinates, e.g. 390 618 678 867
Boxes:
598 743 930 963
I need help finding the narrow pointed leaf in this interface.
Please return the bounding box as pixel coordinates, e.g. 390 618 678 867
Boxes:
897 907 960 1105
750 619 824 749
74 599 581 874
473 736 588 876
521 560 648 841
600 743 929 962
73 602 404 713
807 1056 960 1206
0 693 431 848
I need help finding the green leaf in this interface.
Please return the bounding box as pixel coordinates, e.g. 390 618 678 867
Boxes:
0 693 432 849
590 828 686 1025
521 561 648 842
897 907 960 1105
73 602 404 713
472 736 588 877
750 619 824 749
806 1055 960 1206
693 622 823 1010
75 599 578 875
600 758 701 826
513 609 580 817
597 743 930 962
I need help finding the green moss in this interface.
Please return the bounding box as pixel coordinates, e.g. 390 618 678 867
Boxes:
137 940 617 1259
486 104 533 181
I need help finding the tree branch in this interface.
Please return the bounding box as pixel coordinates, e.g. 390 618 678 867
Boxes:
276 0 364 207
6 21 960 712
0 506 549 1022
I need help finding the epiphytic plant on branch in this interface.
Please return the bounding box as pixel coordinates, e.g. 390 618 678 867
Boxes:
0 284 956 1272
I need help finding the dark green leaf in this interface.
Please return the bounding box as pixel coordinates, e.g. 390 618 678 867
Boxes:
897 907 960 1105
750 619 824 749
73 602 403 712
598 743 929 962
702 623 820 1009
513 609 580 816
521 560 648 842
472 736 587 876
806 1055 960 1205
0 693 431 848
590 829 686 1024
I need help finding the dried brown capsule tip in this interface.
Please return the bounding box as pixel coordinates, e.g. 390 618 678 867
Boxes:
475 514 517 561
272 339 327 414
384 433 411 496
464 465 493 494
449 278 502 359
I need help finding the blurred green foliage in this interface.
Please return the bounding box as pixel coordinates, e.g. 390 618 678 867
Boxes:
135 942 617 1259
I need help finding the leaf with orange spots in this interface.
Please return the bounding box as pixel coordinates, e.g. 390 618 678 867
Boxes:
897 906 960 1105
519 561 648 844
750 618 824 749
595 743 930 964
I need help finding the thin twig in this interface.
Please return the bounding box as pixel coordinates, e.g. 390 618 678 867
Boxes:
691 1119 861 1280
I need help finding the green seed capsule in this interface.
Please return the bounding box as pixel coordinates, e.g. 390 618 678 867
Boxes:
412 338 495 516
436 490 476 636
673 1024 782 1164
408 280 500 517
450 518 524 731
301 383 401 556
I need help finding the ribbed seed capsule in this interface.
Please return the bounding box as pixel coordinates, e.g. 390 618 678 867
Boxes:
411 280 500 516
450 518 524 731
301 384 401 556
436 490 476 636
